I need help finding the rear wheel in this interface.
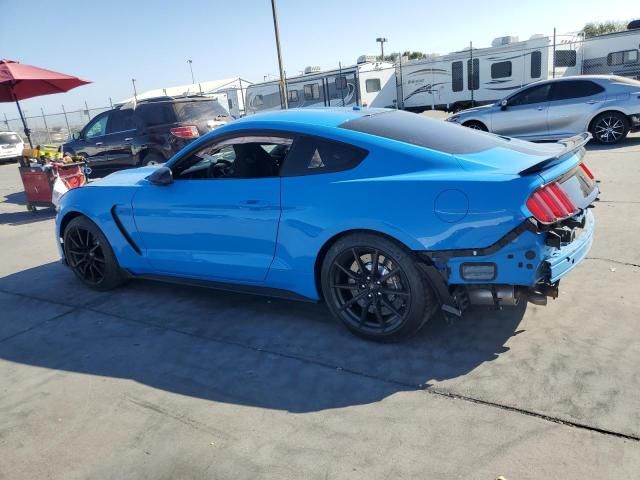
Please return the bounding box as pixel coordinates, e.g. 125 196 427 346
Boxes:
140 151 164 166
463 120 488 131
590 112 629 145
321 233 438 341
63 216 126 291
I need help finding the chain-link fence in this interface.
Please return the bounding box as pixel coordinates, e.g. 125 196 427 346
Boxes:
1 104 112 146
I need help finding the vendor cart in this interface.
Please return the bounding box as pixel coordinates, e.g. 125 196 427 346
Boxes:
18 154 86 211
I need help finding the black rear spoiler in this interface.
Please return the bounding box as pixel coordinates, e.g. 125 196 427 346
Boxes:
519 132 592 176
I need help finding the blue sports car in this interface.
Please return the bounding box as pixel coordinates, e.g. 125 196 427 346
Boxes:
55 108 598 341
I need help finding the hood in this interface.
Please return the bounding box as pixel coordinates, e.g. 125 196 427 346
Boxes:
452 134 587 178
88 166 160 187
454 104 494 116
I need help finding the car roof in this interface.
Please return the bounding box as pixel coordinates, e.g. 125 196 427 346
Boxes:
232 107 388 129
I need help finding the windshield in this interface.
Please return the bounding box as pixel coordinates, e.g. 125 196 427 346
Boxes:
174 100 229 121
0 133 22 145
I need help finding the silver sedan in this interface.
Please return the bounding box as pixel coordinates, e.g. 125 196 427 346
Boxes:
446 75 640 144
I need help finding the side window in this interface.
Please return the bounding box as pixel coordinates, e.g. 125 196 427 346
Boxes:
550 81 605 101
137 103 176 126
531 51 542 78
452 61 463 92
281 136 368 176
254 94 264 106
227 98 233 109
508 83 552 106
365 78 381 93
335 76 347 90
173 136 293 180
607 49 639 66
467 58 479 90
491 61 512 79
288 89 299 102
106 109 135 134
304 83 320 100
84 114 109 139
554 50 577 67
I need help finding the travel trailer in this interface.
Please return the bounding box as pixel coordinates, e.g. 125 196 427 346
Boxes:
118 77 252 118
244 58 396 115
398 34 583 112
399 22 640 112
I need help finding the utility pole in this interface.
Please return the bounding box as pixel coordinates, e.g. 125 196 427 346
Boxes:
131 78 138 101
376 37 387 60
187 59 195 84
552 28 557 79
470 41 475 107
270 0 288 109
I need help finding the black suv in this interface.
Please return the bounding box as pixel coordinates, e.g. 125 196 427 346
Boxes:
62 97 230 175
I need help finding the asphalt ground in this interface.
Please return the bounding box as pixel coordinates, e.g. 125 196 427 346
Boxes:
0 132 639 479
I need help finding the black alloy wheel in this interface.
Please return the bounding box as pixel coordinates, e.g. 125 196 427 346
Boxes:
63 216 126 291
322 234 437 341
66 225 106 285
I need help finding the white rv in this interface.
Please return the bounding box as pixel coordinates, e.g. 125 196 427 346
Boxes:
245 58 396 115
398 34 583 112
399 23 640 112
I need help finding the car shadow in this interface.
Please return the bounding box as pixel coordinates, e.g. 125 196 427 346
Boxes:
585 134 640 151
0 262 526 413
0 208 55 226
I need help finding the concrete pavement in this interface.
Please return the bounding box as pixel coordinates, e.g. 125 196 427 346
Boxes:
1 134 639 479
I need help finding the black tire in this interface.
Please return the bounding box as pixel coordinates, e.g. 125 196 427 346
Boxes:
463 120 488 131
321 233 439 341
140 151 165 167
63 216 127 291
589 111 629 145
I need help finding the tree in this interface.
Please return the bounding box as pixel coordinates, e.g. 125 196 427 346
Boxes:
582 21 628 38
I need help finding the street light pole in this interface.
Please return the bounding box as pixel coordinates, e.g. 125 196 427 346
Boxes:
270 0 288 109
187 59 195 84
376 37 387 60
131 78 138 101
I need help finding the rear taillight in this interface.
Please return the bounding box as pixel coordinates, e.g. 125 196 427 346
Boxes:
526 182 578 224
579 162 594 180
170 125 199 139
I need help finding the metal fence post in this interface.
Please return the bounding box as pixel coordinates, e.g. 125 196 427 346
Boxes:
109 97 114 109
84 101 91 120
41 108 52 143
3 113 8 131
61 104 71 135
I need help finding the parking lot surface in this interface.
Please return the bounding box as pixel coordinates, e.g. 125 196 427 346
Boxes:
1 134 639 479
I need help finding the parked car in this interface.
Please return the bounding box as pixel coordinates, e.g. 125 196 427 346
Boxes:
446 75 640 144
61 96 230 175
0 131 24 163
55 108 598 341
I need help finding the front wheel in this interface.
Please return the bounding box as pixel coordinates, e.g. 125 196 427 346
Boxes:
63 216 127 291
463 120 488 131
590 112 629 145
321 233 438 341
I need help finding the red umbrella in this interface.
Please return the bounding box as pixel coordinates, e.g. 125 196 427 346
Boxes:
0 59 91 147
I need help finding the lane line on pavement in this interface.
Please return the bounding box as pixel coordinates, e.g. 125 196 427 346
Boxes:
2 287 639 443
586 257 640 268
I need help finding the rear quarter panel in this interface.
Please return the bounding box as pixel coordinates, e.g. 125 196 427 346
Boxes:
267 127 541 298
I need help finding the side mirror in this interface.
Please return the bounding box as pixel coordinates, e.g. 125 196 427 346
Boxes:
500 99 508 111
72 131 81 140
147 166 173 186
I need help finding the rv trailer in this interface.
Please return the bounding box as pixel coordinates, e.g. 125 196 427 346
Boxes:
581 27 640 78
245 58 396 115
398 33 583 112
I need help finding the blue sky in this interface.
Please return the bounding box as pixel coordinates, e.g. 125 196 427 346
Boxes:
1 0 637 119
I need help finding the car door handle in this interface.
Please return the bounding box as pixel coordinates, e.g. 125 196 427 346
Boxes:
95 142 103 146
124 138 133 142
586 100 597 104
537 106 544 111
